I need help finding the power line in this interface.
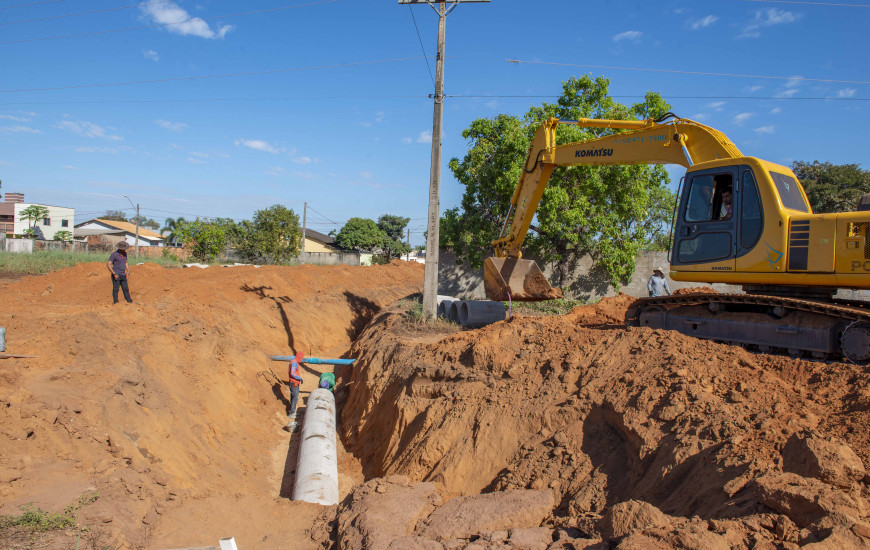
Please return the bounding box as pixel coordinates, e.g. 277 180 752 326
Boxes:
507 59 870 86
0 93 866 107
0 0 339 45
0 0 68 11
0 57 426 93
407 5 435 88
0 0 176 27
306 205 339 225
741 0 870 6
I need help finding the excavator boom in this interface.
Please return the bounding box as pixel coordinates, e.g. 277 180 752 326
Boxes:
485 115 742 301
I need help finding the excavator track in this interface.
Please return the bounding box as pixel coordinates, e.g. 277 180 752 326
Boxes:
625 293 870 362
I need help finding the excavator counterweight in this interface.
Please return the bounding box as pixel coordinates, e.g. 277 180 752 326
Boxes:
483 257 562 301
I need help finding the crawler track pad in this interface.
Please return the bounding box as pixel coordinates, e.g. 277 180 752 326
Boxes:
483 257 562 302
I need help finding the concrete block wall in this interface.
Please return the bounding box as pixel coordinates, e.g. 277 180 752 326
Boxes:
438 248 739 301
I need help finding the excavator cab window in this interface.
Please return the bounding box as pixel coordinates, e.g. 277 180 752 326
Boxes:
711 175 734 221
685 177 716 222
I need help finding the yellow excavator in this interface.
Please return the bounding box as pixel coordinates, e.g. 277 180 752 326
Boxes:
485 114 870 361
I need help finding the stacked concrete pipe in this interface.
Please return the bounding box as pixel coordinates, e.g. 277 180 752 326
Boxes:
437 295 460 321
292 388 339 505
458 300 507 328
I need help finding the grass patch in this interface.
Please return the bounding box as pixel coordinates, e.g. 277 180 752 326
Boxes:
0 492 99 533
0 250 183 275
507 298 592 316
394 294 462 335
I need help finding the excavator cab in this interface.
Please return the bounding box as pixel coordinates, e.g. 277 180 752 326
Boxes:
483 256 562 301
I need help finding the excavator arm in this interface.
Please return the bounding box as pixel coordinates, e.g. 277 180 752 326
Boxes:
485 115 743 301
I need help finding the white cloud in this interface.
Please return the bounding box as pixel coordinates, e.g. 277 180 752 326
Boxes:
234 139 284 154
754 125 775 134
189 151 209 158
144 49 159 62
746 85 764 93
187 157 207 164
740 8 800 38
155 119 188 132
56 119 122 140
0 114 30 122
416 130 432 144
75 146 119 154
776 88 799 98
401 137 412 144
690 113 709 121
785 76 803 88
140 2 234 39
688 15 718 30
293 156 312 165
62 165 78 170
837 88 857 98
264 166 284 176
375 111 384 123
733 112 754 125
771 107 782 114
612 30 642 43
1 125 41 134
707 101 726 111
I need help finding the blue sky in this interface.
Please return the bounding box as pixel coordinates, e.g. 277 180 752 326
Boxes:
0 0 867 245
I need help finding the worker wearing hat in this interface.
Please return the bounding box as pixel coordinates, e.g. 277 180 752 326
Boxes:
286 351 304 430
106 241 134 304
648 266 671 298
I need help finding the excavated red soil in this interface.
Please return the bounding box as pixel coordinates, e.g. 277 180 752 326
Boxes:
336 293 870 548
2 263 870 549
0 261 423 549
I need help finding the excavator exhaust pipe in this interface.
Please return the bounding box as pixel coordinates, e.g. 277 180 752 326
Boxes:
483 257 562 302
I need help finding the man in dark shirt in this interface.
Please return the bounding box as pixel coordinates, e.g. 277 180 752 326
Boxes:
106 241 133 304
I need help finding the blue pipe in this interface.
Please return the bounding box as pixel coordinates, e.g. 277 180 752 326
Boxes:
269 356 355 365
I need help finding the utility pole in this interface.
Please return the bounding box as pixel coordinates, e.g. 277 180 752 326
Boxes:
406 227 410 261
399 0 488 321
124 195 139 258
301 202 307 263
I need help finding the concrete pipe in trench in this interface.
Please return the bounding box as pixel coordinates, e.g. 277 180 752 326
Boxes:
293 388 339 505
459 300 506 328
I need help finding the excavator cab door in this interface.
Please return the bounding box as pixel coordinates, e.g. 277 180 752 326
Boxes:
671 166 740 271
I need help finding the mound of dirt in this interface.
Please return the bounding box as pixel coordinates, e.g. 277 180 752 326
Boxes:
339 295 870 547
0 261 423 549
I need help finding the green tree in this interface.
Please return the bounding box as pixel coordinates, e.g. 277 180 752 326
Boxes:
444 75 676 288
176 219 234 262
335 218 386 252
161 217 186 246
19 205 50 238
236 204 302 263
129 215 160 230
101 210 127 222
377 214 411 261
791 161 870 213
53 230 73 242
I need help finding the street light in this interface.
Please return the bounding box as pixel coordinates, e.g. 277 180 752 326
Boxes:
123 195 139 258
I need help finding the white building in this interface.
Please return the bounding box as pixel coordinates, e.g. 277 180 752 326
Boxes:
0 192 75 240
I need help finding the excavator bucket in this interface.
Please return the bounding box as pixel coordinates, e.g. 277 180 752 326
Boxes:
483 257 562 302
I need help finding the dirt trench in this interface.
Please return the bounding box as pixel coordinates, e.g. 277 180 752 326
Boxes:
0 261 423 549
332 295 870 549
2 262 870 549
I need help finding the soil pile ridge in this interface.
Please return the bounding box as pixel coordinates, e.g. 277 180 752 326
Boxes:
0 261 423 549
339 294 870 547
